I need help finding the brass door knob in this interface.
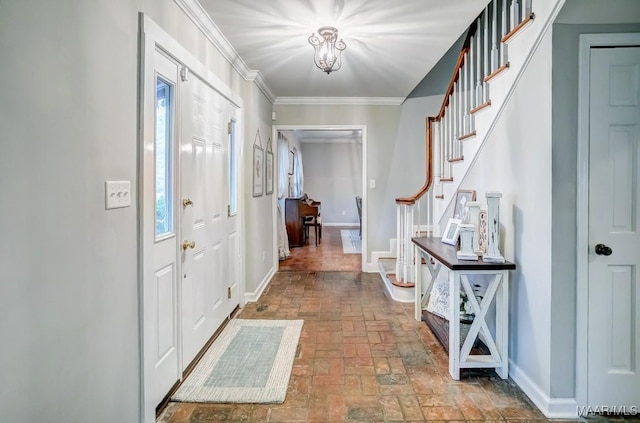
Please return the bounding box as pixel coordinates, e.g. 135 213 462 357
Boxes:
182 240 196 251
182 198 194 207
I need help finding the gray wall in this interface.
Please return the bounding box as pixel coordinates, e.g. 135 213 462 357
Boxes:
0 1 273 421
551 21 640 398
407 32 467 98
301 142 363 225
243 86 275 295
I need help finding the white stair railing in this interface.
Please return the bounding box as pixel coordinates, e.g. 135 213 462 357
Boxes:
393 0 535 284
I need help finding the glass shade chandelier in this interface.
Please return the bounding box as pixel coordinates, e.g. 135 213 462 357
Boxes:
308 26 346 74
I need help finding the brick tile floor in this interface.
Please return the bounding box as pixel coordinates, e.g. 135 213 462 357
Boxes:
157 228 622 422
278 226 361 272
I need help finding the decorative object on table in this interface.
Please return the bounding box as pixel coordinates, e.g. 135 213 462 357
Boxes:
466 201 482 255
478 209 488 253
441 218 462 245
459 291 475 323
453 189 476 221
265 137 274 195
426 277 450 320
484 192 505 263
172 319 303 403
456 223 479 261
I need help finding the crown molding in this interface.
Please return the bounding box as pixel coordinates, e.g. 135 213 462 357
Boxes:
274 97 405 106
173 0 276 103
300 138 362 144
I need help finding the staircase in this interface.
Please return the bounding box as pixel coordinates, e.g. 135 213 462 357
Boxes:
379 0 563 296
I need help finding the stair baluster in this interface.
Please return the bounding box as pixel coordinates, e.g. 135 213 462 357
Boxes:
392 0 535 284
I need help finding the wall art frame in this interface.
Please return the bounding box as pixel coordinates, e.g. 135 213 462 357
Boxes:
265 138 274 195
252 144 264 197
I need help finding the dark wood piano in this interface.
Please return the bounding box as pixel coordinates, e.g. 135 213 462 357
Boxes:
285 197 320 247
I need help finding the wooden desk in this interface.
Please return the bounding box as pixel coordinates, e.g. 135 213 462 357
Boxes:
412 236 516 380
285 197 320 247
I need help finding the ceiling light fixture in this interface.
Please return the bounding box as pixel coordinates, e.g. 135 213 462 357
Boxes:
308 26 346 74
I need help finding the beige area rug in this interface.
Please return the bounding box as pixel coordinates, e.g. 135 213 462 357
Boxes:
172 319 303 403
341 229 362 254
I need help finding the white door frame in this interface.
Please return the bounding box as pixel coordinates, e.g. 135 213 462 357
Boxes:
271 124 368 272
138 14 245 423
575 32 640 409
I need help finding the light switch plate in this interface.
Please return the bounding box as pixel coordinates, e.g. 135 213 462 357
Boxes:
105 181 131 209
369 179 376 189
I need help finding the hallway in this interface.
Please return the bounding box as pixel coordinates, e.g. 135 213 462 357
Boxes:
279 226 362 272
158 228 552 422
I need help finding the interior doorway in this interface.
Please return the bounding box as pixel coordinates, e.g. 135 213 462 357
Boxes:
272 125 367 272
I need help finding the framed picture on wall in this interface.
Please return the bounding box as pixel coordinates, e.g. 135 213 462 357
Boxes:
252 144 264 197
265 150 274 195
288 150 295 175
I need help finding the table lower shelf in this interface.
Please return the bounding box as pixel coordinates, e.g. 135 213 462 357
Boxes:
422 311 497 377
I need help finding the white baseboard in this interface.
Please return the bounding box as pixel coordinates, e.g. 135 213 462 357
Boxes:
322 222 359 227
509 360 578 419
244 266 276 303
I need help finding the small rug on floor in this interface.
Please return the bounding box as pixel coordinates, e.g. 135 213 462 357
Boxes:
341 229 362 254
172 319 303 404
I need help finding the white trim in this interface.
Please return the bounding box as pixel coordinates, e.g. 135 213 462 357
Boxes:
300 139 362 144
173 0 276 103
575 32 640 411
274 97 405 106
274 125 368 272
244 266 276 303
509 360 578 419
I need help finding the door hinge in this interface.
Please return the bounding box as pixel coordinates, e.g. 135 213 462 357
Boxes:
227 205 231 217
227 121 232 135
180 66 189 82
227 287 231 299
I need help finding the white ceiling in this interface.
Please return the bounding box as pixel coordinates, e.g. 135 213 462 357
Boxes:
197 0 490 100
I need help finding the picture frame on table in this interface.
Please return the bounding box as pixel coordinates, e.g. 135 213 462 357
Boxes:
442 218 462 245
453 189 476 222
252 144 264 197
265 150 274 195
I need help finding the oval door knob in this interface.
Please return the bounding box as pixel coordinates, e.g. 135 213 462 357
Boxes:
182 240 196 251
182 198 194 207
594 243 612 256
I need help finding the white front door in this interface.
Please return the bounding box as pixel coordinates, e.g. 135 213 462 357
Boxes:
588 46 640 407
142 48 181 407
180 72 232 369
226 116 241 315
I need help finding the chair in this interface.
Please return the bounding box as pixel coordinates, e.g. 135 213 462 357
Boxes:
355 196 362 238
303 215 322 246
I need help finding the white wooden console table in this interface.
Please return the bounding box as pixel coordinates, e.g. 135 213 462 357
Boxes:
412 236 516 380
